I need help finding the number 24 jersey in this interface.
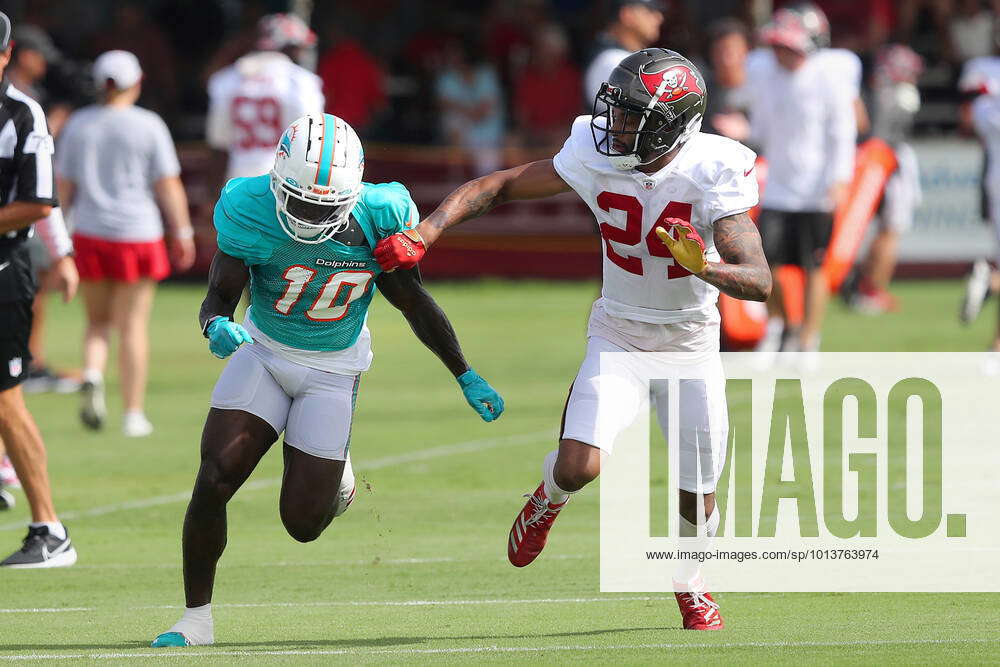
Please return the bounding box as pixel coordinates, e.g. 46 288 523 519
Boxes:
553 115 758 325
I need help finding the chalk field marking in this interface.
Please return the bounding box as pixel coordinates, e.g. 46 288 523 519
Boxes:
0 430 553 531
0 594 672 615
0 638 996 661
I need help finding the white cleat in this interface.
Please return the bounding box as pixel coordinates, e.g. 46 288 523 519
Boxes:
80 380 106 430
334 455 356 517
961 259 992 324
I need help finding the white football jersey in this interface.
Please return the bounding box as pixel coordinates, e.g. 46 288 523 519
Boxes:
206 52 324 180
553 115 758 326
959 56 1000 96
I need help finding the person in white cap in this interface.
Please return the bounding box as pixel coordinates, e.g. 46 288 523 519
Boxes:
206 13 324 182
56 50 196 437
742 2 857 357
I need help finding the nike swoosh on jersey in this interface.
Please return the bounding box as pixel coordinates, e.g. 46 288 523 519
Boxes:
744 166 754 177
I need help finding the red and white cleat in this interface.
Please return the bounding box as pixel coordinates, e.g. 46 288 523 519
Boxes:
674 586 724 630
507 482 567 567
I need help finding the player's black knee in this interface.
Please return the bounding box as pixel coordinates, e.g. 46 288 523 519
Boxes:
281 515 330 543
191 459 242 506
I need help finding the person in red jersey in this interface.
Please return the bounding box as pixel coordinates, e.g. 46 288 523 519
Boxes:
373 49 771 631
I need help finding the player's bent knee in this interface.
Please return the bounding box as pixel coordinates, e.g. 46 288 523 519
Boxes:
281 514 331 543
192 459 243 505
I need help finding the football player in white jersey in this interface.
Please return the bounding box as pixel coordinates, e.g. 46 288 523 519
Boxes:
374 49 771 630
958 49 1000 348
206 14 324 181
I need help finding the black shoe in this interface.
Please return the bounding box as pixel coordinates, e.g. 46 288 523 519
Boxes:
0 525 77 568
22 365 81 395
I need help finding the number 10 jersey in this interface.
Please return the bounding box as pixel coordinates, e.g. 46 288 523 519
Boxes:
213 175 418 370
553 115 759 326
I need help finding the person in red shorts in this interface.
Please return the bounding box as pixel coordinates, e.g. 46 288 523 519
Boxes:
56 50 195 437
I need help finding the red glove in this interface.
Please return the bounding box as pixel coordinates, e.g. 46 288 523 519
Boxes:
374 229 426 271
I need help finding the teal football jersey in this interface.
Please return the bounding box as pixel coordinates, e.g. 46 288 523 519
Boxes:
213 175 418 351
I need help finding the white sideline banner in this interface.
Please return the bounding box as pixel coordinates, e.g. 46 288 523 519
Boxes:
898 138 992 262
599 352 1000 592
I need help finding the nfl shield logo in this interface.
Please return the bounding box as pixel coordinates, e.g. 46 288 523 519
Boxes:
642 179 656 190
8 357 22 378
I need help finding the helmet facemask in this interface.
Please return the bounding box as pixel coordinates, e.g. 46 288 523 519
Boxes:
591 81 703 171
270 173 359 244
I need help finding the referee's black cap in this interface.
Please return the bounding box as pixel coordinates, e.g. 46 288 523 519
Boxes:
0 13 11 51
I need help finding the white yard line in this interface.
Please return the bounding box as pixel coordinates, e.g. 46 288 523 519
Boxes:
0 638 996 661
0 430 553 531
0 594 669 615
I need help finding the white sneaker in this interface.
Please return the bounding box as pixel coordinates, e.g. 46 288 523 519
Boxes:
123 412 154 438
961 259 992 324
80 379 106 430
334 455 356 517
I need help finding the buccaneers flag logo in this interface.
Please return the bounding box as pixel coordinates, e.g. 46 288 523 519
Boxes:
639 65 704 104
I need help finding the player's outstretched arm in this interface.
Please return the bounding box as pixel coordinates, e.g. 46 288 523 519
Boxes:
374 160 570 271
376 267 504 422
199 250 253 359
702 212 772 302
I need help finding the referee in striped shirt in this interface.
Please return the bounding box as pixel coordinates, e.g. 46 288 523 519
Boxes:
0 11 77 568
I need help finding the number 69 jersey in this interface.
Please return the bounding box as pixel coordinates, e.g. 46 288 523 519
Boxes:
213 175 418 359
207 52 325 181
553 115 758 326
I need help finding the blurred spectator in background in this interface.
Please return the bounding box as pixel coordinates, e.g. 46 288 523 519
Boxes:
436 36 505 176
90 0 177 118
849 45 925 314
203 0 269 81
747 4 856 356
958 43 1000 348
6 24 79 395
514 24 581 148
809 0 895 54
484 0 544 90
317 16 385 135
207 14 323 182
57 51 195 438
948 0 996 64
703 18 752 140
584 0 664 106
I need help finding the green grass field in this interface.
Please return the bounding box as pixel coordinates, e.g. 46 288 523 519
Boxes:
1 280 998 664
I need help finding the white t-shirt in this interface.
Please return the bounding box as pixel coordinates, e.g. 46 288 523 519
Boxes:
742 48 857 212
57 105 180 242
553 115 758 332
207 52 324 181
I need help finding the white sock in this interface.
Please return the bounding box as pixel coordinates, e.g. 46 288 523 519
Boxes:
675 507 719 587
541 450 571 506
124 410 148 421
168 603 214 645
82 369 103 385
30 521 66 540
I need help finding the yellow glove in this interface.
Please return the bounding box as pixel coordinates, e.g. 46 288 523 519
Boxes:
654 222 708 275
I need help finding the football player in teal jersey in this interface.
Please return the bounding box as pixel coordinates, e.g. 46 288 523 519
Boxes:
153 114 503 647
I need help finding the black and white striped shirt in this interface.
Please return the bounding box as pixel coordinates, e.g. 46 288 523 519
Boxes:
0 77 58 244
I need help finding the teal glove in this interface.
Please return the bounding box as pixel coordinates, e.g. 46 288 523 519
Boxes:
206 317 253 359
457 369 504 422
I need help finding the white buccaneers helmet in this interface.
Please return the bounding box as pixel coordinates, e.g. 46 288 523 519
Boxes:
270 113 364 244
